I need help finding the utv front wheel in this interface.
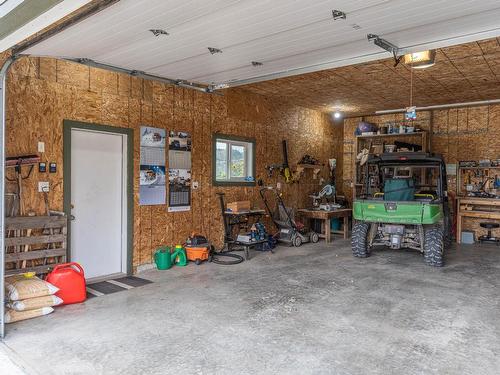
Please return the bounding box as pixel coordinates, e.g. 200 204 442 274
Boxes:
424 226 444 267
352 222 370 258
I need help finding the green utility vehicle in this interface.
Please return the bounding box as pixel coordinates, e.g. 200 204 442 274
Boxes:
352 152 451 266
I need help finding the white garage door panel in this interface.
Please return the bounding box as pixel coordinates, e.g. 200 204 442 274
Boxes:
22 0 500 87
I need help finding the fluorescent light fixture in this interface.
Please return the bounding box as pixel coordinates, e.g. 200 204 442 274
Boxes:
0 0 24 18
404 50 436 69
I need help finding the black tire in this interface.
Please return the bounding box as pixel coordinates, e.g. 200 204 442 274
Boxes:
293 235 303 247
442 202 453 247
310 232 319 243
195 259 201 265
424 226 444 267
352 221 370 258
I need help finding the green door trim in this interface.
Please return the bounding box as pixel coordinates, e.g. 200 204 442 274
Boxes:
63 120 134 275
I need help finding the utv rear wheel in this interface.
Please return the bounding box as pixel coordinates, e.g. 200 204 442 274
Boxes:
424 226 444 267
352 222 370 258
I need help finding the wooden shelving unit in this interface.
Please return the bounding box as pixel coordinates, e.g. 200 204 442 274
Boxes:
456 197 500 243
455 163 500 242
4 215 68 276
353 131 429 200
294 163 323 180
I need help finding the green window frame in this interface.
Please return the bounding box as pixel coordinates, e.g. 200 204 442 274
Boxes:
212 134 256 186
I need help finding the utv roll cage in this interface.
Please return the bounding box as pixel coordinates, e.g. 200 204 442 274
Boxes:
360 152 448 202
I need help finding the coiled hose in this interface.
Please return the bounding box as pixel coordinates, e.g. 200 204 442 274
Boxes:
209 246 244 265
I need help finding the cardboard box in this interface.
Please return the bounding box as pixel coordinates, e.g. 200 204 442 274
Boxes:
227 201 251 212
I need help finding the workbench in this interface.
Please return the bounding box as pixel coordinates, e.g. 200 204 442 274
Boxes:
456 197 500 243
231 238 269 260
297 208 352 243
221 209 266 252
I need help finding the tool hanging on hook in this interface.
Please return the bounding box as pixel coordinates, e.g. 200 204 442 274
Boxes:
5 154 40 215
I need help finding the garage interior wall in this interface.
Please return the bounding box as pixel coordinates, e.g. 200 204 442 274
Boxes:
0 52 343 270
343 105 500 236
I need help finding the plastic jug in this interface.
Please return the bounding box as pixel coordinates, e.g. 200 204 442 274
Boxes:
46 262 86 305
172 245 187 267
154 246 174 270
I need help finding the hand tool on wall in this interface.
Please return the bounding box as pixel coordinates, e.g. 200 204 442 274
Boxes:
5 154 41 216
282 140 291 183
265 163 283 178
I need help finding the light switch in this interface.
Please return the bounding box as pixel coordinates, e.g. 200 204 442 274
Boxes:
38 142 45 153
192 181 199 190
38 181 49 193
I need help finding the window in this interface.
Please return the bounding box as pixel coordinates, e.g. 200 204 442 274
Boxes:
213 134 255 185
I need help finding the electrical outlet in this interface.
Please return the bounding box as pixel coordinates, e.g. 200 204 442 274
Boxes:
38 181 49 193
38 141 45 153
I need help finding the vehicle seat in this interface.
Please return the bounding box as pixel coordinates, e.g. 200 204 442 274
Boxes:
383 178 415 201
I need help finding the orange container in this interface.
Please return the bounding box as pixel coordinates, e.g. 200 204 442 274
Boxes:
185 246 210 265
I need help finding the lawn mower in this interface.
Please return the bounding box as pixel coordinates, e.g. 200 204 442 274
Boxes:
259 187 319 247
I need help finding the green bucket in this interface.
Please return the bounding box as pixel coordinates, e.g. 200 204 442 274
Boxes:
154 246 173 270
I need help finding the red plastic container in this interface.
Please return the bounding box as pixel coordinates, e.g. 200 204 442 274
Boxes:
46 262 87 305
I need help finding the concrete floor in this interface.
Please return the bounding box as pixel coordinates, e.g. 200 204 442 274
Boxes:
2 240 500 375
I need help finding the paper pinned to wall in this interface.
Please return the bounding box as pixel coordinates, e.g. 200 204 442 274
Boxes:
139 126 166 205
168 131 192 212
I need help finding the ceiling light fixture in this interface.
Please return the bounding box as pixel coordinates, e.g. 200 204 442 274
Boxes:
333 112 342 119
403 50 436 69
208 47 222 55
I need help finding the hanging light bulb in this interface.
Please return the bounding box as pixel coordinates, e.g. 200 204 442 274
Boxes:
404 50 436 69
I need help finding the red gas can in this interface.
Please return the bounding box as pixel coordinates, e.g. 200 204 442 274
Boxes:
46 262 87 305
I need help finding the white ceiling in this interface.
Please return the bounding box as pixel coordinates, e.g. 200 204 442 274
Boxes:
22 0 500 88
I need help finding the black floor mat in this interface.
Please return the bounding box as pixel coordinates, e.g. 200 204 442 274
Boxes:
88 281 126 295
86 276 153 298
115 276 153 288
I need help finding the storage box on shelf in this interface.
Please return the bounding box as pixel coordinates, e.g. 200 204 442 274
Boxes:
226 201 251 213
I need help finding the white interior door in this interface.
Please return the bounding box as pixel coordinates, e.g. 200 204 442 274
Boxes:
70 128 127 280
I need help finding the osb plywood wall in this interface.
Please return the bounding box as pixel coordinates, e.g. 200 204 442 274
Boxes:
343 105 500 237
1 54 342 269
